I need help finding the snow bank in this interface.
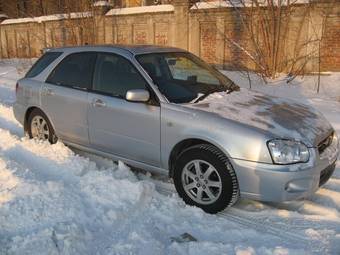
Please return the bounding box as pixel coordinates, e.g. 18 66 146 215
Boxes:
222 70 340 100
0 60 339 254
0 128 300 254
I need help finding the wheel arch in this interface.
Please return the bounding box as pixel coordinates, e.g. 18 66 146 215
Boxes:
168 137 231 178
24 106 56 135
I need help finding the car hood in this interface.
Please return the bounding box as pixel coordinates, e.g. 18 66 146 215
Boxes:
186 88 332 147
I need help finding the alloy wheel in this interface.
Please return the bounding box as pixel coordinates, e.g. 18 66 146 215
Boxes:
181 159 222 205
30 115 50 140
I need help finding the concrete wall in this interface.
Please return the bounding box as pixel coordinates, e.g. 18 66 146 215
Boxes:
0 1 339 73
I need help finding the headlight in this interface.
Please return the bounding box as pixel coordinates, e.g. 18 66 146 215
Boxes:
334 132 339 146
334 132 340 155
267 139 310 164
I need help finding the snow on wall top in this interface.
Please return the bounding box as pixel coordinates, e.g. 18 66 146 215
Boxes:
1 5 174 24
105 4 174 16
191 0 311 10
1 12 92 25
93 0 113 7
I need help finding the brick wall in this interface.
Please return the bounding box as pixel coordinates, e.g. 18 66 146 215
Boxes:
321 15 340 71
0 1 339 73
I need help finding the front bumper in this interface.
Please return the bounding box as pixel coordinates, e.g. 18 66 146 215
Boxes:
231 146 338 202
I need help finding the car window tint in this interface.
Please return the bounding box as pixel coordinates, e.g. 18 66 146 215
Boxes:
46 52 96 90
167 56 220 85
137 54 163 79
25 52 62 78
137 52 236 104
93 53 147 98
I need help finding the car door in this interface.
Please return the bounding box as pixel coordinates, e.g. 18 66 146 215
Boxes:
41 52 97 145
88 52 161 166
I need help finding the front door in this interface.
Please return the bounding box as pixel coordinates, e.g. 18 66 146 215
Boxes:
88 52 161 166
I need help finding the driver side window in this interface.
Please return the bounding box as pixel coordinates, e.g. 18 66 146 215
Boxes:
93 53 148 98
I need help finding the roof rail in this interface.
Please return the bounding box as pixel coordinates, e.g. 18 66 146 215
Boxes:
41 47 53 54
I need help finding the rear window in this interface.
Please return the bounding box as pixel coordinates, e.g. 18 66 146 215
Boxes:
25 52 62 78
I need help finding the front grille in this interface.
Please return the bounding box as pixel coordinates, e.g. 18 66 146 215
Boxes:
318 133 334 155
319 162 336 187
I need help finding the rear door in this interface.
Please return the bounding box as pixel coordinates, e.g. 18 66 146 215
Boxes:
87 52 161 166
42 52 96 145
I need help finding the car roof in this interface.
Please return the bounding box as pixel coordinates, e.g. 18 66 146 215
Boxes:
47 44 187 55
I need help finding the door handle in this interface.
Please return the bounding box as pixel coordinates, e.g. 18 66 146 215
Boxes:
43 88 54 96
92 99 106 108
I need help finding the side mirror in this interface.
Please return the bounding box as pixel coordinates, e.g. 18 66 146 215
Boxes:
126 89 150 103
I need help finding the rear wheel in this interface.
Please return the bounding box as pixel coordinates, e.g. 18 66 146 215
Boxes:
27 109 57 144
173 144 239 214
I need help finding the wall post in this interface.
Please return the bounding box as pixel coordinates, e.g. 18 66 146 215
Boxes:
305 6 323 73
188 11 199 56
173 0 189 50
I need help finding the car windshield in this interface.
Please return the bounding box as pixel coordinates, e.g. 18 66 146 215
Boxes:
136 52 238 104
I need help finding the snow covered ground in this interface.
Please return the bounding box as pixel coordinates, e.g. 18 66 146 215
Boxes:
0 59 339 254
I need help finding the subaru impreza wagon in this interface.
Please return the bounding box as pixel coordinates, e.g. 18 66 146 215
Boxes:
14 45 339 213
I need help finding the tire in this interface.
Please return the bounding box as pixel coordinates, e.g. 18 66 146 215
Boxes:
173 144 239 214
27 108 57 144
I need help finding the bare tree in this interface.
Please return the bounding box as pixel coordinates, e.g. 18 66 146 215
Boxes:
222 0 322 80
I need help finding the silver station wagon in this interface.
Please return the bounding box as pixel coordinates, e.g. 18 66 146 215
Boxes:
14 45 339 213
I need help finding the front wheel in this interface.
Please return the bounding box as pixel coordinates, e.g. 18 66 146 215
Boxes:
173 144 239 214
27 108 57 144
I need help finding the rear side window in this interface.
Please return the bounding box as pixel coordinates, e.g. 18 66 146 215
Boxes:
46 52 96 90
25 52 62 78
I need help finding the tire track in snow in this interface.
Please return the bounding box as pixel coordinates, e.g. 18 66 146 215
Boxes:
152 178 340 254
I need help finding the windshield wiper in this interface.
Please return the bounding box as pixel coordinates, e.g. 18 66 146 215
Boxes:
193 87 224 103
193 92 213 103
227 82 240 93
193 84 240 104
